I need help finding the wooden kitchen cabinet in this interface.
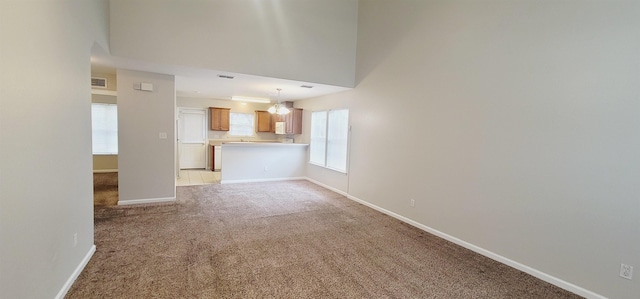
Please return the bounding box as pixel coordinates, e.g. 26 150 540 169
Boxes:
286 108 303 134
255 108 303 134
211 146 216 171
255 110 273 132
273 108 303 134
210 107 230 131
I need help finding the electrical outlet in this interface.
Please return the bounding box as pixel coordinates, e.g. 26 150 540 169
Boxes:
73 233 78 247
410 198 415 207
620 263 633 280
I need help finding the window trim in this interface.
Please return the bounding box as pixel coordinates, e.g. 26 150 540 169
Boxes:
309 109 349 174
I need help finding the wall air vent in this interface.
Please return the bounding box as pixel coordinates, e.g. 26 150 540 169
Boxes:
217 75 234 79
91 77 107 89
300 85 313 88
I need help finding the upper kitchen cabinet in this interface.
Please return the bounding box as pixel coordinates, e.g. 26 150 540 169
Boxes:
255 110 273 133
286 108 303 134
255 108 303 134
275 108 303 134
210 107 230 131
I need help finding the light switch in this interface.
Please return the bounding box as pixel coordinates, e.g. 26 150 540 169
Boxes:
159 132 168 139
140 83 153 91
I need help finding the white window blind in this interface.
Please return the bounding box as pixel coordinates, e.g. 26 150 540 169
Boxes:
229 113 255 137
309 109 349 172
91 103 118 154
326 109 349 172
309 111 327 165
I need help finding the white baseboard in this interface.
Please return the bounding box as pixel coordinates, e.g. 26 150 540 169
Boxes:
55 245 96 299
221 177 306 184
117 197 176 206
93 169 118 173
305 177 349 197
304 178 605 299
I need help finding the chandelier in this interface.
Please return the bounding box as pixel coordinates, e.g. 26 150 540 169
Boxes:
267 88 290 115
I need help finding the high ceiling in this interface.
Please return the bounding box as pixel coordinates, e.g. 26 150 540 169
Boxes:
91 52 351 102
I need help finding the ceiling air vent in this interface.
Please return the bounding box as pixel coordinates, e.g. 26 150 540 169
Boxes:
217 75 234 79
91 77 107 89
300 85 313 88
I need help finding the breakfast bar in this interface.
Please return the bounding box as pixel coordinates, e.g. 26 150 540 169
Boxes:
218 142 308 184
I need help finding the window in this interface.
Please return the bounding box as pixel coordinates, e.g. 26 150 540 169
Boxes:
309 111 327 165
91 103 118 154
309 109 349 172
326 109 349 171
229 113 255 137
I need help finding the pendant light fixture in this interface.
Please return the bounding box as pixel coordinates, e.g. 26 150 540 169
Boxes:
267 88 290 115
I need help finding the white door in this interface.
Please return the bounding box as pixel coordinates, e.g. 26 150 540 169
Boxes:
178 108 207 169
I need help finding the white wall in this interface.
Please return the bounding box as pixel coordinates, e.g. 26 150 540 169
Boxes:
221 144 307 183
109 0 358 87
0 0 109 298
117 69 176 204
299 1 640 298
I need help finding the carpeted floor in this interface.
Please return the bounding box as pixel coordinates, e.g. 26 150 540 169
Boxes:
93 172 118 206
68 180 582 298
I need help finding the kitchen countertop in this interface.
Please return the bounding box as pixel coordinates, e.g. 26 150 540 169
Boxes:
209 139 303 146
209 139 276 146
221 142 308 147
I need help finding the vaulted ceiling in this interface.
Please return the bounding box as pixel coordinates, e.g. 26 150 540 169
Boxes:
94 0 359 101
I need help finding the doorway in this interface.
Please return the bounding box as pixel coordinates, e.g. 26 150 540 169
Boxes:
177 108 207 170
91 56 119 207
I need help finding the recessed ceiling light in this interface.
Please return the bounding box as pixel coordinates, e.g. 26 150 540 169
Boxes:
300 85 313 88
218 75 234 79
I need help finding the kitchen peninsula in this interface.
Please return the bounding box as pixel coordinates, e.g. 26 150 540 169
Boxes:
213 141 308 184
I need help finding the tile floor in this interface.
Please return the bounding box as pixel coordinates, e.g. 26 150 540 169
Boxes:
176 169 221 186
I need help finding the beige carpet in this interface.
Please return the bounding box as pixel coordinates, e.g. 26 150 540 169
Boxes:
93 172 118 206
68 180 582 298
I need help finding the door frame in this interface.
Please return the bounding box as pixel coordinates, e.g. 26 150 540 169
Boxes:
177 107 208 172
